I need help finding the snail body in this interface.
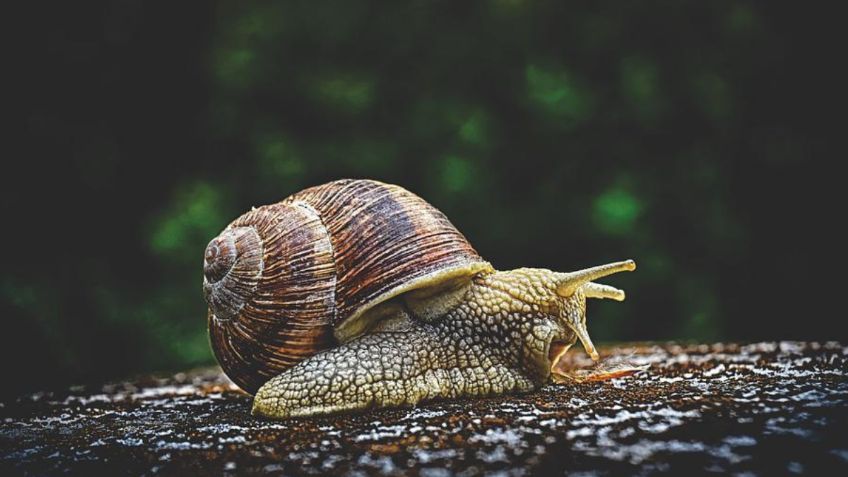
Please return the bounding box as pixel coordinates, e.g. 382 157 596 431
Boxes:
203 179 637 419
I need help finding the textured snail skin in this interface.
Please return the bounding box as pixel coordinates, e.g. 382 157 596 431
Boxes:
252 268 589 419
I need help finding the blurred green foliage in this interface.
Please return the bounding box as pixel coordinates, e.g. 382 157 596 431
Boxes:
5 1 839 394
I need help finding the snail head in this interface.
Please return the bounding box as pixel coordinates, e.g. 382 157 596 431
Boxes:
553 260 636 361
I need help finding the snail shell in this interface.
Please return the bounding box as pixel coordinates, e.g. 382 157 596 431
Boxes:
203 179 490 393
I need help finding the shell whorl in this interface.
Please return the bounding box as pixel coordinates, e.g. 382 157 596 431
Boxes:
203 226 263 321
205 203 337 394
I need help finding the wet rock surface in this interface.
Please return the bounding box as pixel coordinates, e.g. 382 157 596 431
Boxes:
2 342 847 476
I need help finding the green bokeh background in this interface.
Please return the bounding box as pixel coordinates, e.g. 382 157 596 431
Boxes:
5 1 839 395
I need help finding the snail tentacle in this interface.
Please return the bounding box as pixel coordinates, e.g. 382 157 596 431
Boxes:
554 259 636 297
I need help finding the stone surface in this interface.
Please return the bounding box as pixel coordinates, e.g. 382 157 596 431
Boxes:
2 342 847 476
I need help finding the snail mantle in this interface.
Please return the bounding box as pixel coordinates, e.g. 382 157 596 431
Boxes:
3 342 847 475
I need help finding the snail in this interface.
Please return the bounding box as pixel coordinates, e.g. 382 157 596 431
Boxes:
203 179 640 419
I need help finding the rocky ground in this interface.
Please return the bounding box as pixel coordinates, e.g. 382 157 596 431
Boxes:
2 342 847 476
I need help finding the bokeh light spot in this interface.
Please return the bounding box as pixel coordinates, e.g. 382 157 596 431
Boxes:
441 155 474 193
311 74 375 114
694 72 732 120
215 48 255 90
525 65 592 123
621 56 662 122
593 187 643 235
726 5 757 33
255 135 305 183
150 182 228 261
459 111 490 147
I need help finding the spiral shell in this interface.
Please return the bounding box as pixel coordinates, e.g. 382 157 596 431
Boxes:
204 179 489 393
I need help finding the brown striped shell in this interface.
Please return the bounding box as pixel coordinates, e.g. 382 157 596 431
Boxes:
203 179 491 393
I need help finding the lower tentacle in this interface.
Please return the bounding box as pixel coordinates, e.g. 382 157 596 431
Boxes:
551 352 649 383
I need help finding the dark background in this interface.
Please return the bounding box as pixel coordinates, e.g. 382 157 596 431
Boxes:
4 1 842 396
